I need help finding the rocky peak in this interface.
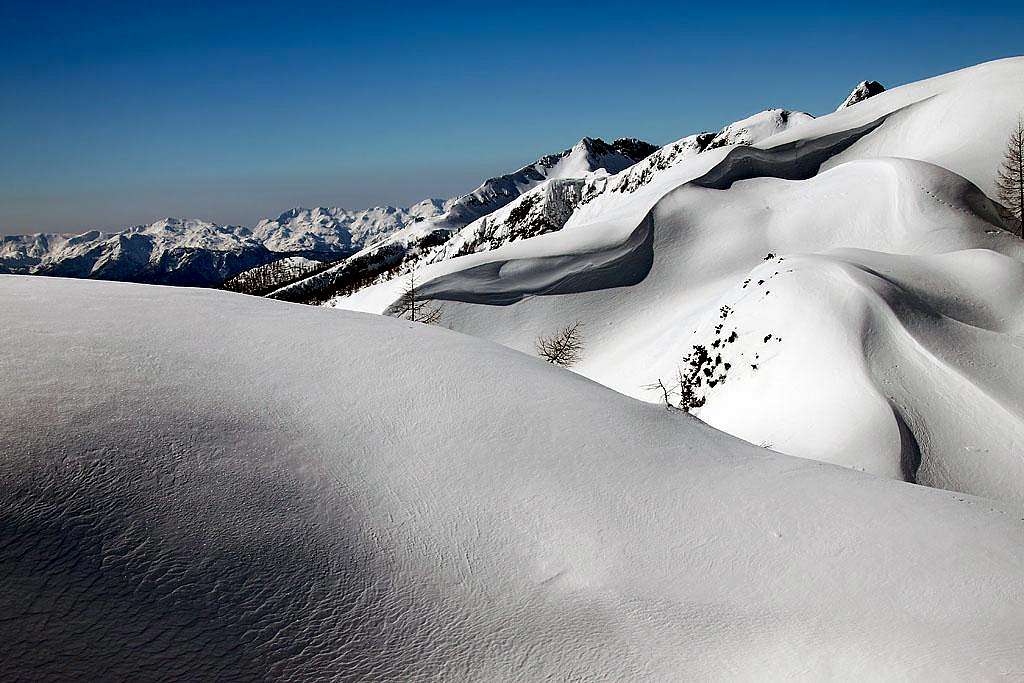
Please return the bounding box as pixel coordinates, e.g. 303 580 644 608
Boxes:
836 80 885 111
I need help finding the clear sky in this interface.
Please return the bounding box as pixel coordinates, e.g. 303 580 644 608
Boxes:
2 0 1022 235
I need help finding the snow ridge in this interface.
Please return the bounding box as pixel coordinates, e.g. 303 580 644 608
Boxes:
269 138 656 303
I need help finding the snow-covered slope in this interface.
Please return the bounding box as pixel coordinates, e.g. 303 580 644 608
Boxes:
4 274 1024 679
270 137 656 302
439 137 656 230
423 176 596 263
423 110 817 268
334 57 1024 505
270 114 817 305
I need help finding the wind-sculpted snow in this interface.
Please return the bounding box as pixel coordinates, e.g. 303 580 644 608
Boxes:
340 110 819 299
4 276 1024 679
394 215 654 308
333 58 1024 505
689 111 889 190
411 112 890 307
396 155 1024 503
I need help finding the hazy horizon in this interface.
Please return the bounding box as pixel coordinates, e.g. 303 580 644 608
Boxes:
3 0 1022 236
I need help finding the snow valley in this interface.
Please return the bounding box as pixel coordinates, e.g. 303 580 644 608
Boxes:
4 57 1024 679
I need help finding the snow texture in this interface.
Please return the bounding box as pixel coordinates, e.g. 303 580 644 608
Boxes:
3 275 1024 679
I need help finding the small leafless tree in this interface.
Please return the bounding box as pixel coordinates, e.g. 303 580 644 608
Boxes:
997 117 1024 230
644 377 681 410
536 321 584 367
645 367 704 413
644 345 712 413
393 270 444 324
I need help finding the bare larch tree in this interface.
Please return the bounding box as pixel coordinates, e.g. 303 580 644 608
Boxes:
393 270 444 324
996 117 1024 230
536 321 584 367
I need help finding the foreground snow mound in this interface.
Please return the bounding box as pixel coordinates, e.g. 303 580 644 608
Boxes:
3 276 1024 679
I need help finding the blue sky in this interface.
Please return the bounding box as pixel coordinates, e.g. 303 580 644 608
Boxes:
1 1 1021 234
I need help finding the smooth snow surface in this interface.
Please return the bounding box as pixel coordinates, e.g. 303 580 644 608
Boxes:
334 58 1024 504
3 275 1024 679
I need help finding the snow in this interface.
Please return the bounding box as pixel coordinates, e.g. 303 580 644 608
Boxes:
331 57 1024 505
222 255 326 293
269 138 655 302
709 108 815 149
0 197 460 286
252 202 453 254
272 113 816 305
4 274 1024 679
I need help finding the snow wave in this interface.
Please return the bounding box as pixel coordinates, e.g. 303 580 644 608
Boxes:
415 111 893 307
398 152 1023 503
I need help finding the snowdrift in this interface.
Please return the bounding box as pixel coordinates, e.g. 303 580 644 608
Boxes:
3 275 1024 679
335 57 1024 504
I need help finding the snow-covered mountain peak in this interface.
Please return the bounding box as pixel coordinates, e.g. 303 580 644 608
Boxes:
123 217 253 251
267 136 660 303
251 203 448 254
836 80 886 110
708 108 815 149
1 130 658 290
551 136 658 178
408 197 456 219
603 109 815 197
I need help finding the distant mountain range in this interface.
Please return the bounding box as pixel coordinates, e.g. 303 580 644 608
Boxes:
0 82 880 289
0 138 655 287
